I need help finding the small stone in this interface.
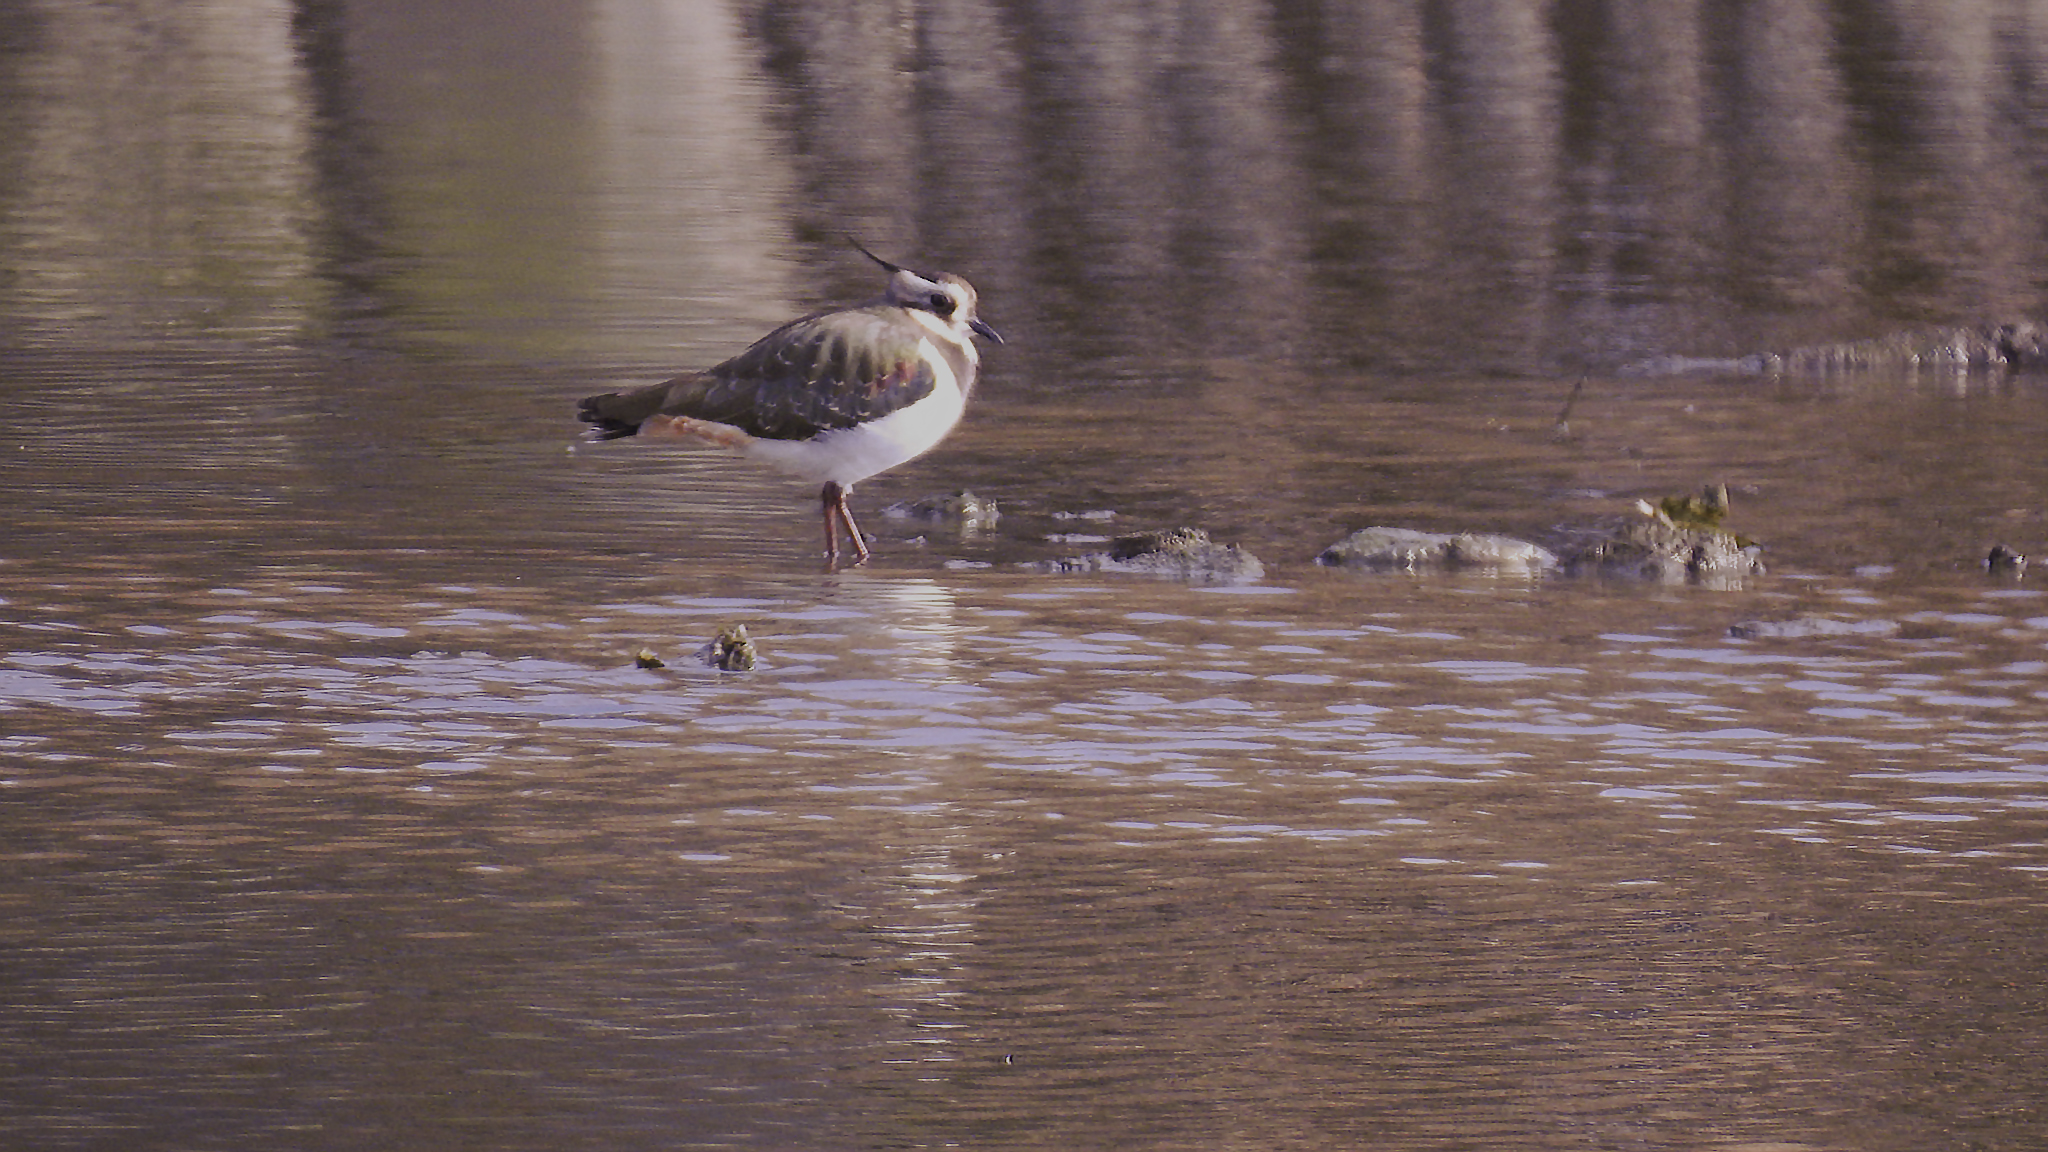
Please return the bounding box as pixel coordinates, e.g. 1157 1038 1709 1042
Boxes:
1987 543 2027 573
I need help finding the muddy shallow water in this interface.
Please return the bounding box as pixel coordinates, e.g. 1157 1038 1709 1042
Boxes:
8 0 2048 1147
5 345 2048 1151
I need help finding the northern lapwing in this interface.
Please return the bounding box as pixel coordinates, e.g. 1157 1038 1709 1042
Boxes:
578 242 1002 566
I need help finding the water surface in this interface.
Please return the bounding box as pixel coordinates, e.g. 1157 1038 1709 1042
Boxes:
5 2 2048 1149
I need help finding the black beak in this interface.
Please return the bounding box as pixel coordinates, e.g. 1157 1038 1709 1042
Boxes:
970 317 1004 345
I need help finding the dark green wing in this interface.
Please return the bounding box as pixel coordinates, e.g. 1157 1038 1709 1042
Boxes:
663 306 939 441
577 305 941 442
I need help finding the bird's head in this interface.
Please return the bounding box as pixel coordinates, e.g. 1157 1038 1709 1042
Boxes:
850 238 1003 345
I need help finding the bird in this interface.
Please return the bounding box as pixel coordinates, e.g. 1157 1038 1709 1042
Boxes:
577 241 1002 567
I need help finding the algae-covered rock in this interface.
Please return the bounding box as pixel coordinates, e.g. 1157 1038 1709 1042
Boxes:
1647 484 1734 531
1557 485 1763 584
1562 511 1762 583
696 623 757 672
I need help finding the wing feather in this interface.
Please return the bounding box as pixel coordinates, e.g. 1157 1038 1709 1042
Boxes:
656 307 938 441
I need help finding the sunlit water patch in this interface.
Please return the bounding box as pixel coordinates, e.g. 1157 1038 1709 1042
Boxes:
6 567 2046 880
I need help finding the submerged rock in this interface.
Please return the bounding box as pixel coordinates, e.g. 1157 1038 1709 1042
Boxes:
1628 321 2048 376
1319 489 1757 585
696 623 757 672
1729 616 1900 640
1316 527 1558 573
1039 527 1265 585
880 490 1000 526
1756 322 2048 373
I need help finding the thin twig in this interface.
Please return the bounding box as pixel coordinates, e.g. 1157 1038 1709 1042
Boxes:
1553 376 1587 439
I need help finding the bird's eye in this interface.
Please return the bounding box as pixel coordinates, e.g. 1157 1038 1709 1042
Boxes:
926 292 955 316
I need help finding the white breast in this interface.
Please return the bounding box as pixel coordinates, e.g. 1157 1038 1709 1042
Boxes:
740 337 970 485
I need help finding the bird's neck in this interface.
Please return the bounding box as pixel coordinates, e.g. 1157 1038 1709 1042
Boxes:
902 308 981 399
904 308 980 358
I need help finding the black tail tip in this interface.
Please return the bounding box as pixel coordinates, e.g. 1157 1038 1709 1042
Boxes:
577 395 642 441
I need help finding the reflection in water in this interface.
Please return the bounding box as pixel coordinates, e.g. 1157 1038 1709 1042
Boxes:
591 0 800 362
0 0 319 345
1717 0 1858 331
6 0 2046 367
290 0 397 343
1424 0 1560 367
335 0 604 358
8 2 2048 1149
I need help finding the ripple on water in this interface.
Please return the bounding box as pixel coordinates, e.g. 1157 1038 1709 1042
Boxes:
5 575 2048 882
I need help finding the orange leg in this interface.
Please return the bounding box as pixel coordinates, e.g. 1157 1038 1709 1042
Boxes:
820 482 870 567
